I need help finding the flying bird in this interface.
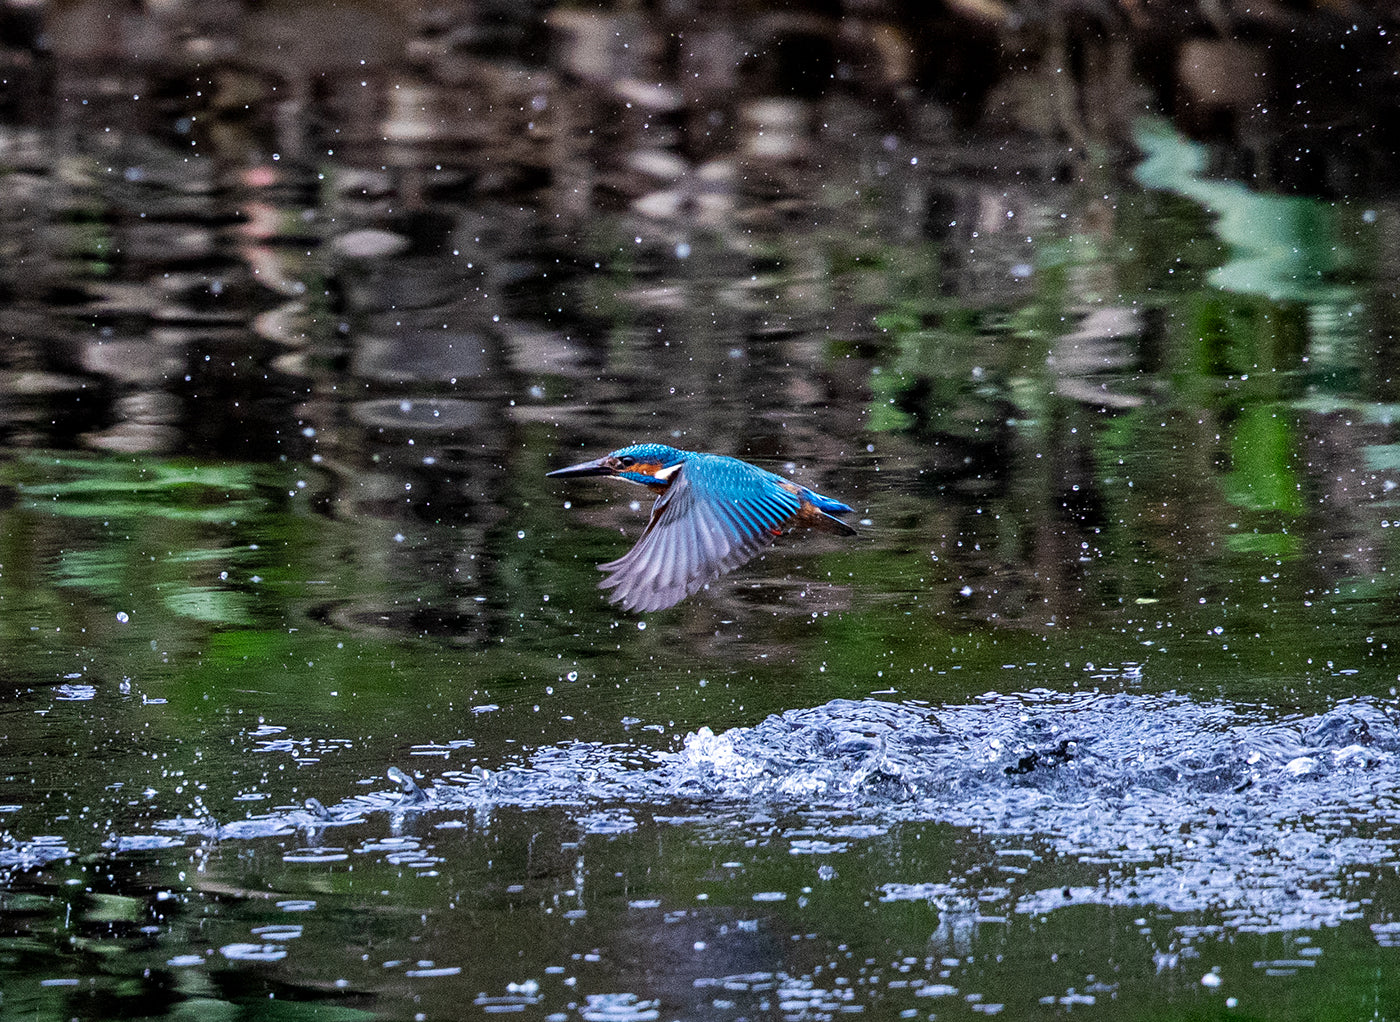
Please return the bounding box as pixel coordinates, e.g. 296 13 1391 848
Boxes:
547 443 856 612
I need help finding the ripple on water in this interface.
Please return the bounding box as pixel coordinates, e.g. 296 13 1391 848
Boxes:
579 993 660 1022
220 943 288 962
669 691 1400 930
149 691 1400 932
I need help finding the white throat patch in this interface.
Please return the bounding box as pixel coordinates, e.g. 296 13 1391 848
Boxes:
655 462 683 482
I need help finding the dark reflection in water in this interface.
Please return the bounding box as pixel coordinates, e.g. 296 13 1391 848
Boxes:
5 2 1400 1021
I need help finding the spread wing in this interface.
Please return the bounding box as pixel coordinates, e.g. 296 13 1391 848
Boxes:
597 460 801 612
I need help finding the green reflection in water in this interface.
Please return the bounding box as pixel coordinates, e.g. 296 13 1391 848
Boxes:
1134 117 1357 303
5 454 280 631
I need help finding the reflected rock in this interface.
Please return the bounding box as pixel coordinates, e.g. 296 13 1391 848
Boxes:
550 8 620 81
238 245 312 299
330 228 412 261
627 149 689 184
332 169 396 201
632 188 686 220
84 421 180 454
618 283 687 310
613 78 682 114
504 325 588 376
1 369 87 396
252 301 314 347
630 168 734 224
113 391 180 423
1178 39 1269 112
80 338 183 383
1053 379 1144 409
353 331 489 383
381 84 442 144
117 223 217 265
1049 306 1144 409
741 98 808 160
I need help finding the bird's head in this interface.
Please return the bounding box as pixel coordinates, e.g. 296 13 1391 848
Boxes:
547 443 687 488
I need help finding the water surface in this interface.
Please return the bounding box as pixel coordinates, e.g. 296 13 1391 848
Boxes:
3 3 1400 1020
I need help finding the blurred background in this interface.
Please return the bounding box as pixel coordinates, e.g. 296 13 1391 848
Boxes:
4 1 1400 1019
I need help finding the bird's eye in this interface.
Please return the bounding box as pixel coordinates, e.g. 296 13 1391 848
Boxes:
618 456 636 468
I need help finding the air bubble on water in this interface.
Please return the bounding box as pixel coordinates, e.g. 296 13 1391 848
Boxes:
566 671 579 682
116 611 130 623
638 621 647 630
517 530 526 539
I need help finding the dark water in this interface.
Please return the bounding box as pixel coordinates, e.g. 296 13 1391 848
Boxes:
4 2 1400 1020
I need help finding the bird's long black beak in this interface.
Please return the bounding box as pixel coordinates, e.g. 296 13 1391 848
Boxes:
546 457 614 478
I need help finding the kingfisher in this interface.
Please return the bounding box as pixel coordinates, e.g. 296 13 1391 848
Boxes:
547 443 856 612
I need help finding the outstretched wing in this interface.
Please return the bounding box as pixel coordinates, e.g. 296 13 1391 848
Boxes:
598 459 801 612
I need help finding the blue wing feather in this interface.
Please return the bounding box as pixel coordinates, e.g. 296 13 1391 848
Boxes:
598 455 802 611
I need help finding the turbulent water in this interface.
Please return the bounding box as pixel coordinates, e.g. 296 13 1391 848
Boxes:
130 689 1400 934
